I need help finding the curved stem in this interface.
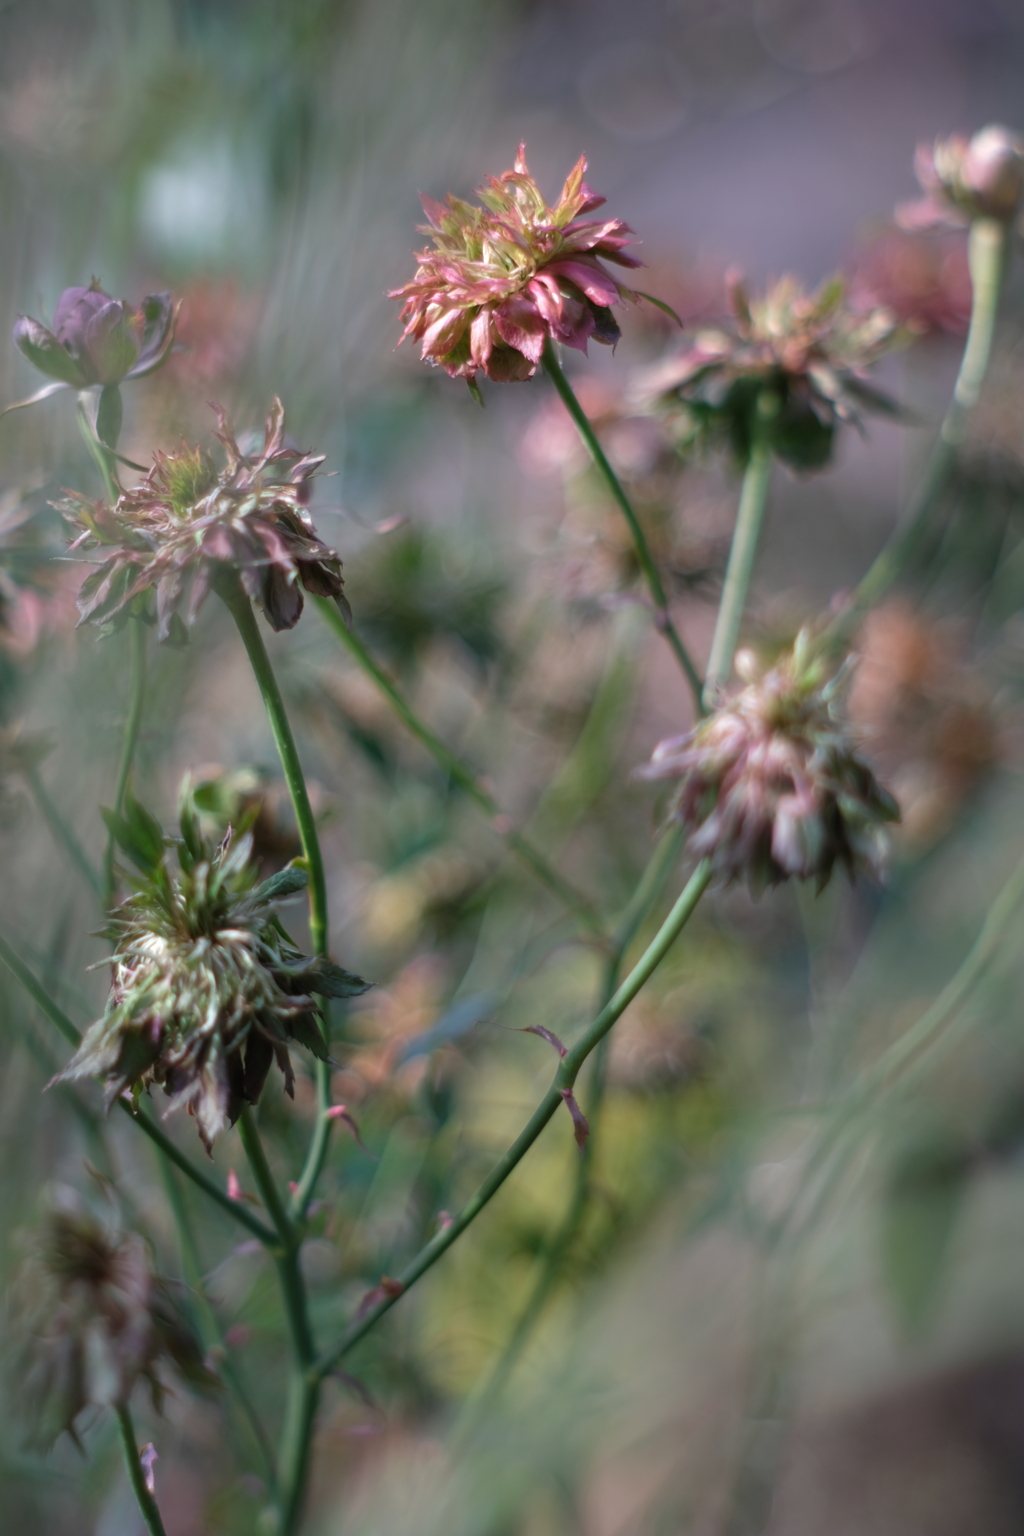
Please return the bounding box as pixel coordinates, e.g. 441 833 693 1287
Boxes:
0 926 276 1242
104 617 147 908
313 594 606 940
467 825 686 1411
541 339 705 714
24 766 102 897
703 398 776 707
315 858 711 1379
115 1402 167 1536
850 217 1006 615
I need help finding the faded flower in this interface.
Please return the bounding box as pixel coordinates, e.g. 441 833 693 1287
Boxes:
638 273 903 470
847 229 972 337
55 794 369 1150
638 634 899 894
390 143 641 384
13 280 178 389
899 126 1024 230
7 1187 215 1448
65 397 346 638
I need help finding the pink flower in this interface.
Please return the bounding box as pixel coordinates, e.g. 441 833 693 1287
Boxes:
898 126 1024 230
390 144 641 384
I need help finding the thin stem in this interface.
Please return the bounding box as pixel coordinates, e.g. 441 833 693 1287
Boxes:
470 826 686 1410
104 618 147 907
541 339 705 714
24 767 102 897
114 1402 167 1536
0 927 276 1243
219 581 327 957
238 1109 319 1536
850 217 1007 615
76 395 119 504
702 397 776 707
313 594 606 940
157 1160 278 1491
315 859 712 1379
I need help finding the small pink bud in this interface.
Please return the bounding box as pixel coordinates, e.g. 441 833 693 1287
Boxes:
227 1170 241 1201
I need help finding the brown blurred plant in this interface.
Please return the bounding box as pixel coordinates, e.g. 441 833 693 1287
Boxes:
848 601 1000 847
6 1186 215 1449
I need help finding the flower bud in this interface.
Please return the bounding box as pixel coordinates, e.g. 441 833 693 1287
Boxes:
13 281 178 389
900 125 1024 229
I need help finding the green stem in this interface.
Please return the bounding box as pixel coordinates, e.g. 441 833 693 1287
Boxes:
541 339 705 714
223 580 339 1217
851 217 1007 615
104 618 147 907
158 1161 278 1490
0 926 276 1243
220 581 327 957
315 858 712 1379
702 395 776 707
467 826 685 1411
238 1108 318 1536
114 1402 167 1536
24 766 102 897
313 595 606 940
76 395 120 504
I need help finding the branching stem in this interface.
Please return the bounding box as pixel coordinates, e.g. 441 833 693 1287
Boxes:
315 857 711 1379
115 1402 167 1536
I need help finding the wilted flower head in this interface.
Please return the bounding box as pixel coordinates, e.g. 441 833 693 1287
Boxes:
638 273 903 470
65 398 346 639
55 794 369 1150
390 143 641 384
899 126 1024 229
638 633 899 894
13 280 178 390
7 1186 214 1448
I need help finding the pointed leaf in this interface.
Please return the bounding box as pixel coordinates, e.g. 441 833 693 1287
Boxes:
560 1088 590 1153
305 958 372 999
251 866 309 904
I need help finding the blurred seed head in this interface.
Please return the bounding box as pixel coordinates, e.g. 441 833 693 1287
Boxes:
390 142 641 385
13 281 178 389
899 125 1024 229
6 1186 215 1449
636 273 903 471
64 397 346 639
54 795 368 1150
637 631 899 894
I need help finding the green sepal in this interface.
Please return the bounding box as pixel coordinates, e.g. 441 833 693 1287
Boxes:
101 794 166 875
304 957 371 999
251 866 309 904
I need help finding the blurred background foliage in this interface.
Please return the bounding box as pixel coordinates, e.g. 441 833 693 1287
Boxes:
4 0 1024 1532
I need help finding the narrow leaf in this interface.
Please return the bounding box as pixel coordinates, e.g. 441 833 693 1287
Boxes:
560 1088 590 1153
525 1024 567 1057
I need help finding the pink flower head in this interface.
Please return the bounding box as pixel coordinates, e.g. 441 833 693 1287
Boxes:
898 126 1024 230
389 144 641 384
637 634 899 895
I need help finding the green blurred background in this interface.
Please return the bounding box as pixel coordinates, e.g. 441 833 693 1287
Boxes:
4 0 1024 1531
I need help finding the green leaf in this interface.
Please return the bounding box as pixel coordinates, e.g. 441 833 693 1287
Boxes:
96 384 122 449
288 1010 332 1060
306 958 371 999
251 866 309 904
102 795 166 875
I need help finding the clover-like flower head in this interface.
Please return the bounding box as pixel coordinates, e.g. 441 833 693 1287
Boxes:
899 126 1024 230
55 794 369 1150
637 634 899 895
13 280 178 390
390 143 641 384
638 274 902 470
65 398 346 638
7 1187 215 1448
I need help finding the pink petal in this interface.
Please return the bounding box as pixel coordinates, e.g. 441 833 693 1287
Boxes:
544 257 621 307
